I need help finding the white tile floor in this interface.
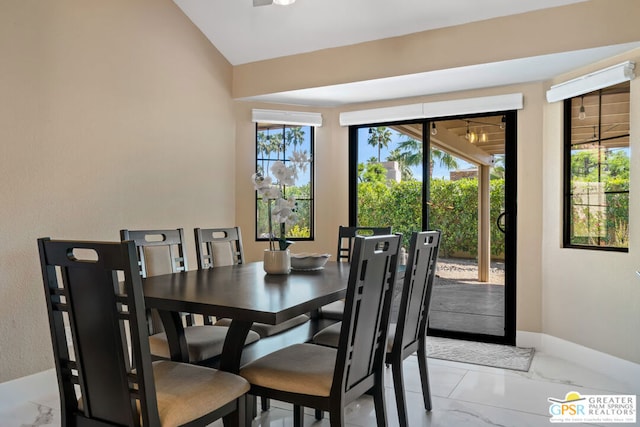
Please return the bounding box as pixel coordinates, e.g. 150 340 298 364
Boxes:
1 351 637 427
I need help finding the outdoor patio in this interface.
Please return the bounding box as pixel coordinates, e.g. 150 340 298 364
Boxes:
429 258 506 336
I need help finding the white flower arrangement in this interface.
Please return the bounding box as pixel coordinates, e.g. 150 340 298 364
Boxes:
252 151 309 250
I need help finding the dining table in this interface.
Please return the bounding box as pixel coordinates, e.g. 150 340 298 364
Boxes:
142 260 350 374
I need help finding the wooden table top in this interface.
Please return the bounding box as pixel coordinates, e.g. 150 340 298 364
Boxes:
142 261 350 325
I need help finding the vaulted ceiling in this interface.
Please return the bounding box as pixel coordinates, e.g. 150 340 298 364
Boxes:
174 0 640 107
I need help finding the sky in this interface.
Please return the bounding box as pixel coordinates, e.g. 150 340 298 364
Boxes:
356 127 475 180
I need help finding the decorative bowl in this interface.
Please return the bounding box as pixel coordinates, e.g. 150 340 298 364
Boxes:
290 253 331 271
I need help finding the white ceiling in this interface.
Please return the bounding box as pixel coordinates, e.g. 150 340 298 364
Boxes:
174 0 640 107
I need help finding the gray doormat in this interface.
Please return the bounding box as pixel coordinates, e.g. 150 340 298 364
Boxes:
426 336 535 372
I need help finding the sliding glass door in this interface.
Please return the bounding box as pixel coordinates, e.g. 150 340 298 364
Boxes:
349 112 517 345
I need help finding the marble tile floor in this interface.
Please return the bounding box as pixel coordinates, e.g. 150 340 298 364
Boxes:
1 351 637 427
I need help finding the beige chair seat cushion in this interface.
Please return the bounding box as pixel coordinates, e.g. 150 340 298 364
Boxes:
313 322 396 353
319 300 344 320
312 321 341 348
154 360 249 427
240 343 336 397
149 325 260 362
79 361 249 427
215 314 310 338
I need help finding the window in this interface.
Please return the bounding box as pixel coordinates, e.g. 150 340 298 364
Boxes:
255 123 314 241
563 82 630 251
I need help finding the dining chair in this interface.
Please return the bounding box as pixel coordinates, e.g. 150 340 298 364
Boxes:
312 230 441 426
194 226 245 270
239 234 401 427
121 228 190 332
121 228 260 363
37 238 249 427
194 226 244 325
319 225 393 321
195 226 310 338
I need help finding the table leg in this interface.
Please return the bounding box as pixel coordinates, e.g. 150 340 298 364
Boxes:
158 310 189 362
220 319 252 374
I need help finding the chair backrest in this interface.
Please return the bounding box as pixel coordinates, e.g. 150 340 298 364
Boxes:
120 228 188 278
331 234 400 400
391 230 441 355
194 227 244 269
120 228 189 334
38 238 160 426
337 226 393 263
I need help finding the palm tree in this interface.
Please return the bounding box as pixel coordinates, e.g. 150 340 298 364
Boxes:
257 130 270 174
431 148 459 173
396 138 422 168
395 137 459 178
285 126 305 151
268 133 284 159
367 127 392 162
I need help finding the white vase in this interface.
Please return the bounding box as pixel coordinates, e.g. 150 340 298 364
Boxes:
263 249 291 275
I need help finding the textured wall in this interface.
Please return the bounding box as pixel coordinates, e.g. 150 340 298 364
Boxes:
0 0 234 382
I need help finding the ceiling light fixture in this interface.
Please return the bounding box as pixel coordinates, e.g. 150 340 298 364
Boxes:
578 96 586 120
273 0 296 5
431 122 438 136
480 131 488 143
465 121 477 143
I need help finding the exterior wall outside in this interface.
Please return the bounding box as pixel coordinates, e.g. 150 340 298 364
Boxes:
0 0 235 382
449 169 478 181
381 161 401 182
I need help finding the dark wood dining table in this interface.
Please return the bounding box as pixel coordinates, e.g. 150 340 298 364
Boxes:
142 261 350 373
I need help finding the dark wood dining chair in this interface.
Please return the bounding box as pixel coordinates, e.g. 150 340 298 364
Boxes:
239 234 400 427
194 226 245 270
121 228 260 363
319 225 393 320
37 238 249 427
120 228 189 331
195 226 310 338
194 226 244 325
312 230 441 426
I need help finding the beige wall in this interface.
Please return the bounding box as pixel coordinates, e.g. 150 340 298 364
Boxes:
231 0 640 365
0 0 234 382
3 0 639 385
233 0 640 98
541 51 640 363
234 103 346 262
237 61 640 363
235 82 545 336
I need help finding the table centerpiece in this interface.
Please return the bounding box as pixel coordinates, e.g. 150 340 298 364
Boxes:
252 150 308 274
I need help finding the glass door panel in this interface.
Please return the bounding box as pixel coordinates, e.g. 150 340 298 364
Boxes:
355 125 425 253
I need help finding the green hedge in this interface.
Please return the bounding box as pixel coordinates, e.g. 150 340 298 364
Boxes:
358 177 505 258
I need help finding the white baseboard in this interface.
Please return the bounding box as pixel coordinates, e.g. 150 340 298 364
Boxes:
517 331 640 386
